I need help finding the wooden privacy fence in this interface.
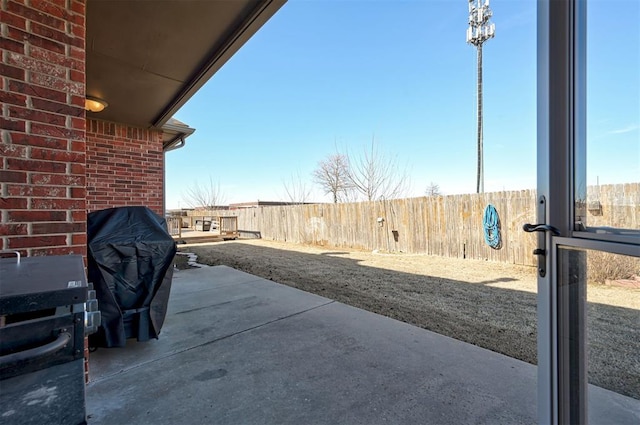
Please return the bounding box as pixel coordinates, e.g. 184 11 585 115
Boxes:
200 183 637 267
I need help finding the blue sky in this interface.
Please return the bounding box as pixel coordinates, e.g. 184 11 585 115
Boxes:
166 0 638 208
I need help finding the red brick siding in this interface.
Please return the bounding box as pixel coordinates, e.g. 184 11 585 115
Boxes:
86 119 164 215
1 0 87 257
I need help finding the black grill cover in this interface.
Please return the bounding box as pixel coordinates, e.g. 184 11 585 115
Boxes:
88 206 176 348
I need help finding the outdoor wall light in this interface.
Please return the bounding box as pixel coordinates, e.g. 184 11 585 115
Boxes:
85 96 108 112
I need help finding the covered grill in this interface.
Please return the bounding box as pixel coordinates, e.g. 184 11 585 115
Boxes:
87 206 176 348
0 253 97 425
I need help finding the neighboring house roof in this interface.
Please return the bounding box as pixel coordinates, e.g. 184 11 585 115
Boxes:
229 201 317 209
85 0 286 129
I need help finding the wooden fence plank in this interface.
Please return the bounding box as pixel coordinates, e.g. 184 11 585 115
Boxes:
191 183 637 266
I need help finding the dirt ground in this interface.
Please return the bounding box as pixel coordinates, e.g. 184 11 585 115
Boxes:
177 239 640 400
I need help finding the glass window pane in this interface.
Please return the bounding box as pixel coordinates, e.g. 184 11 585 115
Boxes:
556 246 640 423
585 248 640 425
581 1 640 235
586 249 640 399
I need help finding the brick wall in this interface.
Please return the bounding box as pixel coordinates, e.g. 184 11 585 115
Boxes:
86 119 164 215
1 0 87 256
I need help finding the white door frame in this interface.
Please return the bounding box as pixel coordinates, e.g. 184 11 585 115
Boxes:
537 1 639 423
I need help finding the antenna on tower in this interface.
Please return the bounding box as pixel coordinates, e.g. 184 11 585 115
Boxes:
467 0 495 194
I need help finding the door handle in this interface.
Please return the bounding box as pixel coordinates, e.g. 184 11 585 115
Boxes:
523 223 560 235
523 196 560 277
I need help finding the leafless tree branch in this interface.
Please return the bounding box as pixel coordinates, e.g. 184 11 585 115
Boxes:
346 139 410 201
282 171 312 204
182 176 226 209
312 153 352 203
425 182 441 197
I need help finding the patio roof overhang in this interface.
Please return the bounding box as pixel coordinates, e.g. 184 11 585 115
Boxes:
86 0 286 135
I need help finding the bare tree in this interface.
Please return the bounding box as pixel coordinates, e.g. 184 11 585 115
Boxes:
346 139 410 201
425 182 441 197
312 153 352 203
282 170 312 204
182 176 226 209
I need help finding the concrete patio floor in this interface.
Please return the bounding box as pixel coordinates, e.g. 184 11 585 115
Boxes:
85 265 640 424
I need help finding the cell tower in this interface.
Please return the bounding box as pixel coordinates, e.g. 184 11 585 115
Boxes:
467 0 495 194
